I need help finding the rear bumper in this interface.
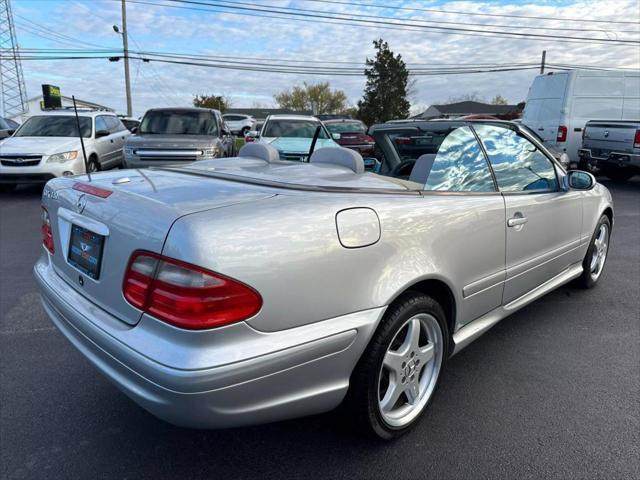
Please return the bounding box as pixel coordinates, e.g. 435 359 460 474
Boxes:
578 148 640 169
34 254 382 428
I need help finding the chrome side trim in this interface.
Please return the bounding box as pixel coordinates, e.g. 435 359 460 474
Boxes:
452 262 583 355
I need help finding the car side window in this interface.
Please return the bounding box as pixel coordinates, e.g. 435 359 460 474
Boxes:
423 126 496 192
473 124 559 193
95 116 108 134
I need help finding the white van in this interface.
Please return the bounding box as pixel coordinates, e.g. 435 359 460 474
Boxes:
522 69 640 163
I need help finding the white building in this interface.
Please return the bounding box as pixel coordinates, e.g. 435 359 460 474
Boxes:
10 95 114 123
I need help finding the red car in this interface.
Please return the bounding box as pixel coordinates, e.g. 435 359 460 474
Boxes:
323 119 376 157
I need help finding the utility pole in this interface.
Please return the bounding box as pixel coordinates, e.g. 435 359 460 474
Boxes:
0 0 27 118
121 0 132 116
540 50 546 74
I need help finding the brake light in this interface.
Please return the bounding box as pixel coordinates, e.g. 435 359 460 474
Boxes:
394 137 414 145
557 125 568 142
73 182 113 198
244 135 254 143
634 129 640 149
41 207 54 254
123 251 262 329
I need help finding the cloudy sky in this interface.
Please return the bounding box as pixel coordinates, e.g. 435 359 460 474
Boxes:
11 0 640 117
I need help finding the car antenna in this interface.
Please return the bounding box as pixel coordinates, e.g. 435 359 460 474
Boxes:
72 95 91 181
307 125 321 162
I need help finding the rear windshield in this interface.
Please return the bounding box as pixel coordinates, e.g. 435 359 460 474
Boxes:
139 110 218 135
325 121 366 134
14 115 91 138
263 119 329 139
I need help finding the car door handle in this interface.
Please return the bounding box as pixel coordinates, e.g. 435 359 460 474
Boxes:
537 127 544 131
110 139 114 143
508 216 528 227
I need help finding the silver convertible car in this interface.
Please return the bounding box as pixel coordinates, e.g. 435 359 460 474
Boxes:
35 120 613 439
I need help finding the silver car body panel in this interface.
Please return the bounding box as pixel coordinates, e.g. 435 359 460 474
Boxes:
35 134 614 428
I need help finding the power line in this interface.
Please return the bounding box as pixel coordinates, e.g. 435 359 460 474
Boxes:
165 0 640 44
127 0 640 46
296 0 640 26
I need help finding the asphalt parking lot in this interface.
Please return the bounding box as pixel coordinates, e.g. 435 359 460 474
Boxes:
1 179 638 480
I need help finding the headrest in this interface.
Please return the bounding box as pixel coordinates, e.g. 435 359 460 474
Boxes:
309 147 365 174
409 154 437 184
238 142 280 163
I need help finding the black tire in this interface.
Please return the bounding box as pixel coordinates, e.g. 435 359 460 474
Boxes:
603 167 635 182
241 126 250 137
87 156 100 173
0 183 16 192
346 292 449 440
577 214 611 289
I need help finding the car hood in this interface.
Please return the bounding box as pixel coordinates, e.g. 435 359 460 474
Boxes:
261 137 339 153
0 136 81 155
126 134 216 149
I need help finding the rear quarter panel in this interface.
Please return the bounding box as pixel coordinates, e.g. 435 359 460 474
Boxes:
162 191 506 332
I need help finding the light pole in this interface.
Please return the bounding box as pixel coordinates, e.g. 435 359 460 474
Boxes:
113 0 132 116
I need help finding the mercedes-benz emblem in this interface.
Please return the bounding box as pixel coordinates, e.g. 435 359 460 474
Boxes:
75 194 87 213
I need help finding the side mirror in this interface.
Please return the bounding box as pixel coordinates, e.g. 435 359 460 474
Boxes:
332 133 341 140
567 170 595 190
95 129 110 138
6 129 15 136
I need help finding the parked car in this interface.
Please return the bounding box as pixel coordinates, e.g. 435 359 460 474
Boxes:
323 119 376 158
258 114 340 161
0 117 20 139
522 69 640 163
0 110 129 191
123 108 235 168
118 116 140 133
35 120 612 439
579 120 640 180
222 113 256 136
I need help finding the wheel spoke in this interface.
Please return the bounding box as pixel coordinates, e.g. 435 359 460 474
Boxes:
417 343 435 366
380 378 404 412
383 350 405 375
405 379 420 405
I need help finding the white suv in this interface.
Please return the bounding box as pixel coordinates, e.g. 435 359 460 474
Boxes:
0 109 130 191
222 114 256 136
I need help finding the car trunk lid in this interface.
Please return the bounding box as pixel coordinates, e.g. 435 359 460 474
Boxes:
43 169 274 325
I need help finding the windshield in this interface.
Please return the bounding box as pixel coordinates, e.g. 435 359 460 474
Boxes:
139 110 218 135
325 121 366 134
14 116 91 138
262 119 328 139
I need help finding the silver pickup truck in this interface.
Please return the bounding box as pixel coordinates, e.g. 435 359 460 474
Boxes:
578 120 640 181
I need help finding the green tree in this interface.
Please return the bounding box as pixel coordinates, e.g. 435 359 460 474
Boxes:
490 95 508 105
192 93 231 112
357 39 410 124
274 82 348 114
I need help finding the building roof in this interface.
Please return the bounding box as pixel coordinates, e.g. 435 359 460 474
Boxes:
224 108 313 118
413 101 521 119
26 94 113 111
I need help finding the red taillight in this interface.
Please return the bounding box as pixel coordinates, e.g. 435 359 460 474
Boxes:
556 125 568 143
634 129 640 149
73 182 113 198
244 135 254 143
123 251 262 330
394 137 414 145
41 207 54 254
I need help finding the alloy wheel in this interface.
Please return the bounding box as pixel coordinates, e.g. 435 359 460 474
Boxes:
590 223 609 281
377 313 443 428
